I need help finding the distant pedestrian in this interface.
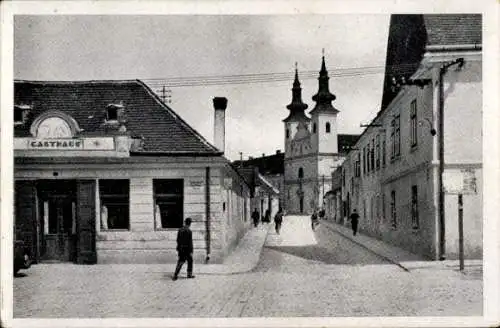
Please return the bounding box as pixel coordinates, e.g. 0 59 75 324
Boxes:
350 209 359 236
263 209 271 223
318 208 325 220
173 218 195 280
274 208 284 234
311 209 319 231
252 208 260 227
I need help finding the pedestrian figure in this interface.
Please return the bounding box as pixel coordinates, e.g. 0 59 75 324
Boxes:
251 208 260 227
263 209 271 223
274 208 283 234
350 209 360 236
173 218 195 280
311 209 319 231
319 208 326 220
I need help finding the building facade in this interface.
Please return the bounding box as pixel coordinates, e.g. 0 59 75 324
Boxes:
333 14 482 260
14 80 253 264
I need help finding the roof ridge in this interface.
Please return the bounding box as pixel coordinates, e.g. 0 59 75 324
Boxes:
14 79 140 85
134 79 221 154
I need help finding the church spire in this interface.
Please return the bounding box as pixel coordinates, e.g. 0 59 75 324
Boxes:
310 53 339 115
283 63 309 122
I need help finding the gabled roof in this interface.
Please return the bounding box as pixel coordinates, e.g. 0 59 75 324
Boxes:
14 80 221 155
233 152 285 175
338 134 360 154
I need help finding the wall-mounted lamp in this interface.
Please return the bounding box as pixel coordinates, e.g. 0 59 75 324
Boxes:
391 76 432 92
419 118 437 136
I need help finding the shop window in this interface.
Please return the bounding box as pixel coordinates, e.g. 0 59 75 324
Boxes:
154 179 184 229
411 185 419 229
326 122 331 133
99 179 130 230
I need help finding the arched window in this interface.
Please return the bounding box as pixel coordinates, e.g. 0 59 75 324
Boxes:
286 129 290 139
312 123 317 134
298 167 304 179
326 122 331 133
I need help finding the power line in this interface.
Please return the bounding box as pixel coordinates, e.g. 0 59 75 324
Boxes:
142 63 419 88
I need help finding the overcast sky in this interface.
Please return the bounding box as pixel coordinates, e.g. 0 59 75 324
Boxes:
14 14 390 161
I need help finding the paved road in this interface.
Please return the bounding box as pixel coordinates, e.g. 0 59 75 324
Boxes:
13 216 482 318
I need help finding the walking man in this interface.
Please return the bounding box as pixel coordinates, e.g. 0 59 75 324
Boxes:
350 209 359 236
173 218 195 280
274 207 284 234
251 208 260 227
311 209 319 231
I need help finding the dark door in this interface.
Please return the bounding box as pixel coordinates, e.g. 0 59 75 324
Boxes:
76 180 97 264
43 196 75 262
14 180 38 262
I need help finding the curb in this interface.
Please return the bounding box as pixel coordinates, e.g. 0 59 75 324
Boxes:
197 224 272 275
321 220 411 272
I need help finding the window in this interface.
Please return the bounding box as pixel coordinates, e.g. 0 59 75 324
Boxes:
14 108 24 124
355 153 361 177
313 123 317 134
326 122 331 133
298 167 304 179
286 129 290 139
371 139 375 172
411 185 419 229
100 179 130 230
395 115 401 157
410 99 417 147
382 136 386 167
376 135 380 169
390 190 396 228
106 106 118 121
363 147 367 174
154 179 184 229
390 118 395 160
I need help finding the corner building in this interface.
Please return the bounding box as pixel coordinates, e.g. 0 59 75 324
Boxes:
14 80 252 264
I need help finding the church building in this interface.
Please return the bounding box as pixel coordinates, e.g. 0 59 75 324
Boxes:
283 58 358 214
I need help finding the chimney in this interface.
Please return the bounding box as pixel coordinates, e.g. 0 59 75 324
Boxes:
213 97 228 153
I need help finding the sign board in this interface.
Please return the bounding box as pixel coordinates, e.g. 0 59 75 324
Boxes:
443 168 477 194
28 139 84 150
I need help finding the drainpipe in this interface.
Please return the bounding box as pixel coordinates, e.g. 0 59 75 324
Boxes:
205 167 211 263
437 57 464 260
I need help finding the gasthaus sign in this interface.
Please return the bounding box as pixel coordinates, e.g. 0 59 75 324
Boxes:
28 139 84 150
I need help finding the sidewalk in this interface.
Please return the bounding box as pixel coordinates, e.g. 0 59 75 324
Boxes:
320 219 482 273
186 223 271 275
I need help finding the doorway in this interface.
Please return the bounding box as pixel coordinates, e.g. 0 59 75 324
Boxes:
38 180 77 262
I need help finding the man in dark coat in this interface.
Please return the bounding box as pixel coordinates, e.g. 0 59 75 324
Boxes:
274 208 284 234
350 209 360 236
251 208 260 227
173 218 194 280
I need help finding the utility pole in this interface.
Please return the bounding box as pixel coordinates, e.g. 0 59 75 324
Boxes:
159 86 172 104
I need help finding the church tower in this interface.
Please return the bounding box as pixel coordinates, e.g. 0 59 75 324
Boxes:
310 54 339 154
283 64 309 157
309 54 341 208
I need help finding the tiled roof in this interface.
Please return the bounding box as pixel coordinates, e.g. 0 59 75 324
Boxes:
424 14 482 47
233 152 285 175
338 134 360 154
14 80 220 155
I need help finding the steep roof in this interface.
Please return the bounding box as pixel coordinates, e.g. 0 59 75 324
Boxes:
380 14 482 111
14 80 221 155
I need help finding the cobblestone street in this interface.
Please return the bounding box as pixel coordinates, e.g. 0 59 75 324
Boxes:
13 216 482 318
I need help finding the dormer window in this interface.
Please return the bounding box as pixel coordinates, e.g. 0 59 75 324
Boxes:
106 105 119 122
14 104 31 125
